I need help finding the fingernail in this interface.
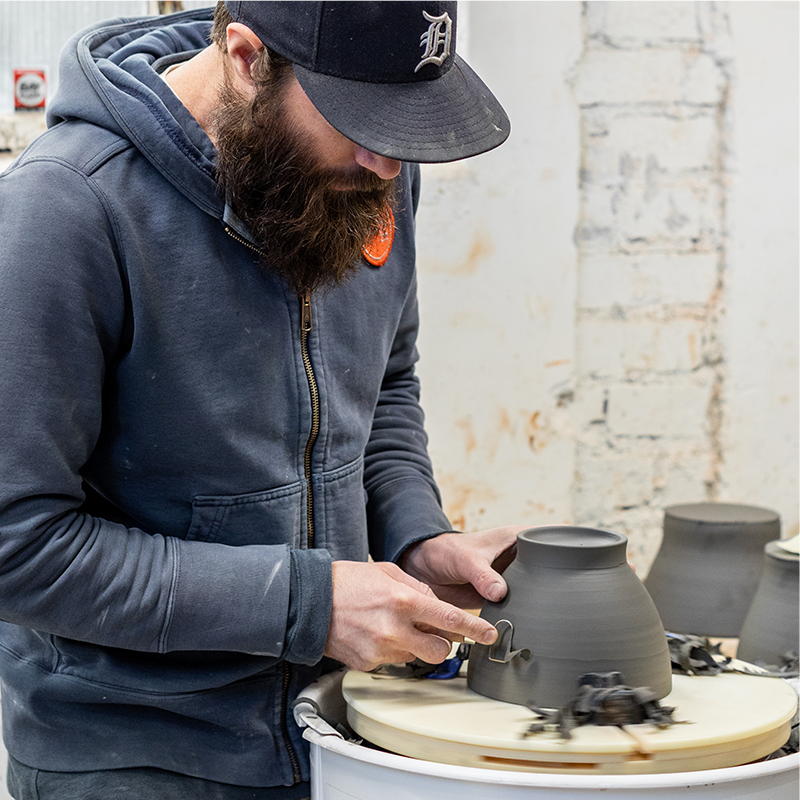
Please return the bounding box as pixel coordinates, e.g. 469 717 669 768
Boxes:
488 581 505 602
480 627 498 645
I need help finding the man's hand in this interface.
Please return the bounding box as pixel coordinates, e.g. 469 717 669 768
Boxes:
323 561 499 672
399 526 526 609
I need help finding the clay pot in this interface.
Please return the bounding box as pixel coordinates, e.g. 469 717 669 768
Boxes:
737 541 799 666
467 526 672 709
644 503 779 637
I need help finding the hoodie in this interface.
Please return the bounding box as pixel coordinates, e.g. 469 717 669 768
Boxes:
0 8 450 788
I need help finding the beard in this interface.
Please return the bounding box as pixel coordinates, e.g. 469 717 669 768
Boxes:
212 70 397 296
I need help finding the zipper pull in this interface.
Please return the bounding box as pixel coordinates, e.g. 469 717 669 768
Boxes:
301 293 313 333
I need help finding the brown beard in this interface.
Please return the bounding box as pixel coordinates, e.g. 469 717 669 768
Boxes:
212 70 397 296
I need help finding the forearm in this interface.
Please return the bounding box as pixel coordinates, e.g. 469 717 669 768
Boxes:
0 494 331 660
363 273 453 561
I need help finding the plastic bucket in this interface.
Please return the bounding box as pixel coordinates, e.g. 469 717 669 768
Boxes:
306 730 799 800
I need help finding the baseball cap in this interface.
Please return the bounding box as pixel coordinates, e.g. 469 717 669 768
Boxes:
224 1 510 163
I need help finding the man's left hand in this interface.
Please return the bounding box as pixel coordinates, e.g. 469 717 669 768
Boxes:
399 527 526 610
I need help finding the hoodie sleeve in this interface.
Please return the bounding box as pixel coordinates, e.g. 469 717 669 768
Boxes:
0 155 324 661
364 164 456 563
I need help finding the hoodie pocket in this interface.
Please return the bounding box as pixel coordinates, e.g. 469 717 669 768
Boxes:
311 456 368 560
187 482 304 547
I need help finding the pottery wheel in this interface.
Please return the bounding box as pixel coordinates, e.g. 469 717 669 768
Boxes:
342 669 797 775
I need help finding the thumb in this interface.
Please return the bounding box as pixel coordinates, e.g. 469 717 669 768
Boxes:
477 569 507 603
460 557 507 603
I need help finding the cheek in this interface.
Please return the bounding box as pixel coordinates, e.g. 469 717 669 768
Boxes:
298 116 356 168
288 82 357 167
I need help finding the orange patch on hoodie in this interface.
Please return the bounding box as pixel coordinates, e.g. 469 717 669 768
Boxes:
362 207 395 267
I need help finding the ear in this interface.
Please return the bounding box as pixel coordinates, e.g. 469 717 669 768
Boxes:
225 22 264 88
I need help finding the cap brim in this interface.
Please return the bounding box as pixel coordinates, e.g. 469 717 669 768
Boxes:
292 55 510 164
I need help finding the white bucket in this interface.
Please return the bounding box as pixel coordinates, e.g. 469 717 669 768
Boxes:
295 671 800 800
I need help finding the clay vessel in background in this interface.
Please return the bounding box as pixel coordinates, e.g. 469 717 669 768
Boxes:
644 502 779 637
737 541 799 666
467 526 672 709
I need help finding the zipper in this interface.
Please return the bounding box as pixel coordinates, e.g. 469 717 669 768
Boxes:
281 662 302 783
224 228 320 547
284 292 319 785
300 293 320 550
224 225 263 254
224 225 306 784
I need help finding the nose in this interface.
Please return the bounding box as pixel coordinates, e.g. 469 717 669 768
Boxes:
355 148 402 180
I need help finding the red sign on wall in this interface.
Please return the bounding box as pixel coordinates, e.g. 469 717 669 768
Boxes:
14 69 47 111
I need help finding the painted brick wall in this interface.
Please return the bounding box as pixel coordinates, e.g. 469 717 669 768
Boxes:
571 1 733 567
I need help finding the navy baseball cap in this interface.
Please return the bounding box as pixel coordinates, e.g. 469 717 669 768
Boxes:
224 1 510 163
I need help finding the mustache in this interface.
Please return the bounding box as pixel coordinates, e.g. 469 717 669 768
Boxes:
320 165 394 193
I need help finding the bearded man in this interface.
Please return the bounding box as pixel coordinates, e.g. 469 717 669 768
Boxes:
0 3 516 798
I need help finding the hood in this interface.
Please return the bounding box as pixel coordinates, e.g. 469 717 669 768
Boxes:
47 8 222 217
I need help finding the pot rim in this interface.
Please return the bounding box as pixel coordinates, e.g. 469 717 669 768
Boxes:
516 526 628 570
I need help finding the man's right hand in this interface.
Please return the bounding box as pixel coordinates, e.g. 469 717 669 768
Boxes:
323 560 498 672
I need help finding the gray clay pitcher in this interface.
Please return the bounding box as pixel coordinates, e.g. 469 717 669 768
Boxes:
737 541 799 667
644 502 779 637
467 526 672 709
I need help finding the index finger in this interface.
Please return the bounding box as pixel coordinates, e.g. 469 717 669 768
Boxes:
414 595 497 646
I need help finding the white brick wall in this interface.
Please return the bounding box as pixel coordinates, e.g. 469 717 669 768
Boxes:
568 1 737 566
412 0 764 564
578 253 719 308
587 0 704 43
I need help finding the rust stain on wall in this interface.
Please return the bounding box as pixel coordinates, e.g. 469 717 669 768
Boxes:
459 228 495 276
484 407 514 464
432 226 495 277
455 415 477 456
525 411 543 452
449 511 467 532
438 475 500 533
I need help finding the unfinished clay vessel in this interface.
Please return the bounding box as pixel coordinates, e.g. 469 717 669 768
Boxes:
644 503 779 637
467 526 672 709
737 541 799 667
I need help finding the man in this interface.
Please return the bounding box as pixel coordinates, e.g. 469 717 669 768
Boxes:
0 2 516 797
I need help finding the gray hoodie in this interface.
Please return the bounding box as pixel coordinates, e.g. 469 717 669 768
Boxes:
0 8 450 788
